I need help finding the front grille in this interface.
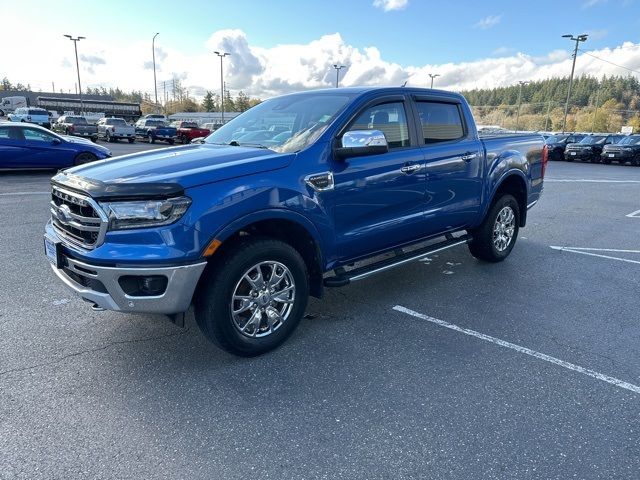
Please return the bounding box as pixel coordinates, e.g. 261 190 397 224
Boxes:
50 186 107 250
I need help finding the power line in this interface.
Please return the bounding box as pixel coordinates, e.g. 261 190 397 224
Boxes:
578 49 640 76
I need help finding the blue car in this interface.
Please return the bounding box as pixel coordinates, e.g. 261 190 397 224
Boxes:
0 123 111 169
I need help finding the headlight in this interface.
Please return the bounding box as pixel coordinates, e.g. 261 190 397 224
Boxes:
100 197 191 230
622 147 633 152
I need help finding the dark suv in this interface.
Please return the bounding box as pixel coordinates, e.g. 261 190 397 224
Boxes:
545 134 585 161
564 134 624 163
601 135 640 166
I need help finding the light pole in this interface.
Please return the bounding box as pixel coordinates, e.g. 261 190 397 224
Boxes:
516 80 529 132
214 51 230 124
428 73 440 89
64 34 85 114
561 33 588 133
333 64 345 88
152 33 159 112
591 81 602 133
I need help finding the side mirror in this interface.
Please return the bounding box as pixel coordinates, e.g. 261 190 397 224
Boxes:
51 138 62 145
334 130 389 159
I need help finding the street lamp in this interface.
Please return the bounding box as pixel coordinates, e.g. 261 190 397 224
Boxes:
152 33 159 112
561 33 588 133
64 34 85 114
428 73 440 89
333 64 346 88
516 80 530 132
214 51 231 124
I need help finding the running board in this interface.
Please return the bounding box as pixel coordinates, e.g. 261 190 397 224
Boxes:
323 234 472 287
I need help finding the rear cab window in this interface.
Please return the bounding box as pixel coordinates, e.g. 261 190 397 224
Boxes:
415 101 465 144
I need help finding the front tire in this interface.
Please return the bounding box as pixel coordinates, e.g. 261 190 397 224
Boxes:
148 133 155 144
468 194 520 263
195 238 309 357
74 152 97 166
128 138 135 144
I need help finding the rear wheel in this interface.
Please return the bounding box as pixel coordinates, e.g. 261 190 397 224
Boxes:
633 155 640 167
468 194 520 263
105 131 112 143
195 238 309 357
602 157 612 164
74 152 97 166
128 138 135 144
168 139 175 145
148 133 155 144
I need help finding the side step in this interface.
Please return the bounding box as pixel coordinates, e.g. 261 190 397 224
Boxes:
323 234 472 287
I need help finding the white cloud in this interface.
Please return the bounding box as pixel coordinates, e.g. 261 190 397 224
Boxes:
2 23 640 101
474 14 502 30
373 0 408 12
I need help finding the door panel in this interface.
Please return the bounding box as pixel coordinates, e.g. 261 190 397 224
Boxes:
22 128 75 168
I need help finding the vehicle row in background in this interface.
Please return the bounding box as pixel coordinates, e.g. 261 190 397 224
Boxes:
545 132 640 166
170 121 211 144
134 118 178 144
564 134 624 162
52 115 98 142
96 117 136 143
7 107 51 129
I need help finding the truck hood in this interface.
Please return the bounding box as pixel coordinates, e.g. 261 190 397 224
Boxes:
57 144 294 198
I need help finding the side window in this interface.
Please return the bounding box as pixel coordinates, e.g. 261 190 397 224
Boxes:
347 102 410 148
415 101 465 144
23 128 55 143
0 127 11 139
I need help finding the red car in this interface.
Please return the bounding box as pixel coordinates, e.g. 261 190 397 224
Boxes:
171 121 211 144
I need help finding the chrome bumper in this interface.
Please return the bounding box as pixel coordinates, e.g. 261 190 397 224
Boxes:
52 256 207 314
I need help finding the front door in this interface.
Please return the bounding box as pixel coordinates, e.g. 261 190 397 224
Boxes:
329 99 426 261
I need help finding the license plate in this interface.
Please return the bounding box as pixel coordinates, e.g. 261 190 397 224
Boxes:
570 152 576 155
44 235 61 268
608 154 614 157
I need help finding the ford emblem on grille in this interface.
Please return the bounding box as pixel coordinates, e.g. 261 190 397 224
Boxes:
56 204 72 224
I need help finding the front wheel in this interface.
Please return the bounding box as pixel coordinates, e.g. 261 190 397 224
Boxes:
468 194 520 263
128 138 135 144
148 133 155 144
74 152 97 166
168 139 175 145
195 238 309 357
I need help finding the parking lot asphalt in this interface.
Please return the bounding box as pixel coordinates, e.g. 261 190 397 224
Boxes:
1 149 639 479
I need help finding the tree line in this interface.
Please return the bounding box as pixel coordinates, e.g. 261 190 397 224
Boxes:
462 75 640 132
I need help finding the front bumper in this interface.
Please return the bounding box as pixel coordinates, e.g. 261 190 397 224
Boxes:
602 151 633 161
51 254 207 314
565 150 593 160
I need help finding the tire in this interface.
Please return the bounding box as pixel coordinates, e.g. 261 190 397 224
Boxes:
74 152 97 166
632 155 640 167
602 158 612 165
148 133 155 144
91 136 97 143
0 109 5 116
128 138 135 144
195 238 309 357
468 194 520 263
590 154 600 163
168 139 175 145
105 131 112 143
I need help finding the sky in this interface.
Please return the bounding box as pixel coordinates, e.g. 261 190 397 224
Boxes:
2 0 639 101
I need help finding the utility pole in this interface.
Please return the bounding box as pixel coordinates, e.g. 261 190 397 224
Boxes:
561 33 588 133
333 64 346 88
428 73 440 89
152 33 159 112
516 80 529 132
214 51 231 124
64 34 85 114
52 81 55 93
544 100 552 131
591 82 601 133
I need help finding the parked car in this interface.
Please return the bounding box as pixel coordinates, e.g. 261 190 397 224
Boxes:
7 107 51 129
134 119 177 144
202 122 222 132
53 115 98 142
0 123 110 169
564 134 624 162
171 121 211 144
601 134 640 166
545 133 585 161
97 117 136 143
0 96 28 116
143 114 168 121
44 87 545 356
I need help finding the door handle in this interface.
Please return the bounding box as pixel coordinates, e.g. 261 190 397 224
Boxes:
461 152 477 162
400 164 421 174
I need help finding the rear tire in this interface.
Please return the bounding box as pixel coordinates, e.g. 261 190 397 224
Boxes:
128 138 135 144
168 139 175 145
195 238 309 357
148 133 155 144
105 131 112 143
74 152 97 166
468 194 520 263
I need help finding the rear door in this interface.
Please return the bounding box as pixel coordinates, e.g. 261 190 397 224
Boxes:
411 95 483 235
328 95 427 260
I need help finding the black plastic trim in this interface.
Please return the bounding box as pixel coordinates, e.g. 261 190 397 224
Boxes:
52 172 184 200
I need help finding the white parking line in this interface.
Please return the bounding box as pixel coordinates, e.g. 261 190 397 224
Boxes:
546 179 640 184
551 246 640 254
626 209 640 218
550 246 640 265
393 305 640 395
0 191 50 196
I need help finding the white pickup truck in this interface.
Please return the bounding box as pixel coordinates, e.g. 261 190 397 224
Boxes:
96 117 136 143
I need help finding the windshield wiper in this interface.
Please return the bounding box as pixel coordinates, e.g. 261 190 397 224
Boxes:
238 142 269 149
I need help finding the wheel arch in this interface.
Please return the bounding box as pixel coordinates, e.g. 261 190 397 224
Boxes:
488 171 528 227
202 210 325 299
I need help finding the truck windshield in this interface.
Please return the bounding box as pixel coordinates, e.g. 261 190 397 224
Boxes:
205 93 354 153
147 120 165 126
579 136 605 145
182 122 199 128
108 119 126 125
68 117 88 124
618 136 640 145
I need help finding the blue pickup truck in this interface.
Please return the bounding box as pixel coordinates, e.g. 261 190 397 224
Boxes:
44 87 546 356
134 119 177 144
